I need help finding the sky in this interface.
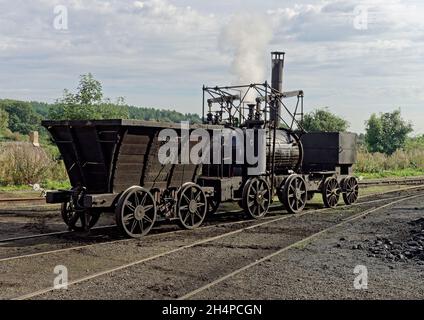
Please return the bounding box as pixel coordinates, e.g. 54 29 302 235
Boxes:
0 0 423 134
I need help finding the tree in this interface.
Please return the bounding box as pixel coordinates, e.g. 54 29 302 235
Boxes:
76 73 103 105
365 109 413 155
0 99 41 134
0 108 9 132
302 108 349 132
49 73 128 120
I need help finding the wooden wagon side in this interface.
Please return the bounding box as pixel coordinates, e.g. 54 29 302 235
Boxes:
43 119 219 237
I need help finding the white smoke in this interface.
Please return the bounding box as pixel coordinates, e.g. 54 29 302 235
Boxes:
220 14 273 102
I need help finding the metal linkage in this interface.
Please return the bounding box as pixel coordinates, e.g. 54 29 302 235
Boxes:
202 83 305 132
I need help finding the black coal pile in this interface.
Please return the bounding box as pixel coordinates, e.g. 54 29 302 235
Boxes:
357 218 424 263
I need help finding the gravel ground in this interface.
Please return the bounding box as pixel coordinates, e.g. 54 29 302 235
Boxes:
191 196 424 299
28 192 424 300
0 187 423 300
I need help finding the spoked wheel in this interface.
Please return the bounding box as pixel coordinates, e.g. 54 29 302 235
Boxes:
206 194 220 217
322 177 341 208
115 186 157 238
61 202 100 232
342 176 359 205
281 174 307 214
242 177 271 219
177 183 207 229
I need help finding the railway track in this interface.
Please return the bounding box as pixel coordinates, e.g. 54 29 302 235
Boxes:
1 184 423 263
359 176 424 186
2 187 422 300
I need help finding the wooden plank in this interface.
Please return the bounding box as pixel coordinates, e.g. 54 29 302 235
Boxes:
122 135 151 144
119 144 149 155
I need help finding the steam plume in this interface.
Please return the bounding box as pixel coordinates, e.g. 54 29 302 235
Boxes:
220 14 273 102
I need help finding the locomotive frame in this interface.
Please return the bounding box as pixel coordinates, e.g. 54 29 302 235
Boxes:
44 51 359 238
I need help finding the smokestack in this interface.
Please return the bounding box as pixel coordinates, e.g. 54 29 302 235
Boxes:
270 51 285 127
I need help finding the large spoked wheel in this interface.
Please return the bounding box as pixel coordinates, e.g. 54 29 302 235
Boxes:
115 186 157 238
177 183 207 229
322 177 341 208
61 202 100 232
242 177 271 219
281 174 307 214
342 176 359 205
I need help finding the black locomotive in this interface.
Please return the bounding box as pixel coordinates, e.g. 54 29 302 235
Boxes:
43 52 359 238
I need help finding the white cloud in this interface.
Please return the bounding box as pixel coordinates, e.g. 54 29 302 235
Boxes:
0 0 423 133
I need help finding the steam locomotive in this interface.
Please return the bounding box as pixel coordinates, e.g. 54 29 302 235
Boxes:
43 52 359 238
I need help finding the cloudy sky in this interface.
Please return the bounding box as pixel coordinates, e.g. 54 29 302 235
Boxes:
0 0 423 134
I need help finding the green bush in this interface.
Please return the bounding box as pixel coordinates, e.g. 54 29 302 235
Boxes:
0 142 68 187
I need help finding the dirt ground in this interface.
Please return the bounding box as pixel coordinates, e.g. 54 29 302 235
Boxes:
192 196 424 299
0 186 423 300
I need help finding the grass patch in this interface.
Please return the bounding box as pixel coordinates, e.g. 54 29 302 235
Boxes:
0 180 70 192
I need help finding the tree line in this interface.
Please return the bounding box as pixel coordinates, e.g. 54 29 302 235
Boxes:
0 73 201 141
1 73 421 156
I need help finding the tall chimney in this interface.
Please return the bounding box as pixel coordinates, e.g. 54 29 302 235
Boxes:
270 51 285 127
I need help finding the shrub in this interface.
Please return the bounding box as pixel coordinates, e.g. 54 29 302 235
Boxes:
0 142 64 186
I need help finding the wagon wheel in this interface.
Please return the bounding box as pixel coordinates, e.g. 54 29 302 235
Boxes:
206 194 220 217
61 202 100 232
281 174 307 214
115 186 157 238
242 177 271 219
176 183 207 229
322 177 341 208
342 176 359 205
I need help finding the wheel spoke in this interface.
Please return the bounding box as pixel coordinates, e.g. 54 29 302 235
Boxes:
143 215 153 223
141 201 152 209
183 194 191 204
134 193 140 207
194 210 202 220
130 220 137 233
140 193 147 206
123 213 135 224
183 211 190 224
126 202 136 212
195 191 202 202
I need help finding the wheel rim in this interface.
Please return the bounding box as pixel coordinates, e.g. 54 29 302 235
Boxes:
343 177 359 204
323 177 340 208
243 178 271 218
177 184 207 229
283 175 307 214
117 187 156 238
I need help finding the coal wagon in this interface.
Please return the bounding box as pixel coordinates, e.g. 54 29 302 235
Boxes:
43 119 221 238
